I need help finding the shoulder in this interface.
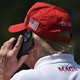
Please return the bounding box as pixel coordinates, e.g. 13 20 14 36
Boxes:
68 71 80 80
10 69 41 80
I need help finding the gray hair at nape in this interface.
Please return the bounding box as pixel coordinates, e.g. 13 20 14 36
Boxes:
32 33 74 58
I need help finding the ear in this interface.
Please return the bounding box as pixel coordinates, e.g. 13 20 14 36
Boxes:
31 40 38 52
27 39 37 54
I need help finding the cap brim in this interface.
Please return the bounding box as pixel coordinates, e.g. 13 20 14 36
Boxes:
8 23 27 33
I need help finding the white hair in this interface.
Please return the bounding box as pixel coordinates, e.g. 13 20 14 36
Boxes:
33 33 74 57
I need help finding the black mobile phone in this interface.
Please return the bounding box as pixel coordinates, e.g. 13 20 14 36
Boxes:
14 29 34 59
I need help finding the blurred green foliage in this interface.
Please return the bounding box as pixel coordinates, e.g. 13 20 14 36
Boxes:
0 0 80 64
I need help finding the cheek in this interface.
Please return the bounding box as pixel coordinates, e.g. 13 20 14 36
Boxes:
24 43 38 68
24 54 34 68
24 55 29 64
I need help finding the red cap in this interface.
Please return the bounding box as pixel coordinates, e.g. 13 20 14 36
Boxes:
9 2 72 43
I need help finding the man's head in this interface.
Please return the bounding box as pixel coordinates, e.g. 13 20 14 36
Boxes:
8 2 73 68
9 2 72 43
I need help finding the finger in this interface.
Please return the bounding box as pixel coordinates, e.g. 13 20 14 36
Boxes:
1 37 16 50
17 55 28 69
12 35 23 56
0 56 3 64
0 38 16 56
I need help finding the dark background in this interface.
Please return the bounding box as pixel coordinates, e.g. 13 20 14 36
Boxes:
0 0 80 65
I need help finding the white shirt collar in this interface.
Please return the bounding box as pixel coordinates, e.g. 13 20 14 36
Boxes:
34 54 75 69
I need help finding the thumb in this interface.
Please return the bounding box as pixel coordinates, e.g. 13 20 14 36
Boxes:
17 55 28 69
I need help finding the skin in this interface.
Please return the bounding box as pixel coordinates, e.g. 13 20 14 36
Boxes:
24 39 40 68
0 35 29 80
0 34 41 80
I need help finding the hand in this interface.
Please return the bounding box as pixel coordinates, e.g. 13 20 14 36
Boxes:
0 35 28 80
